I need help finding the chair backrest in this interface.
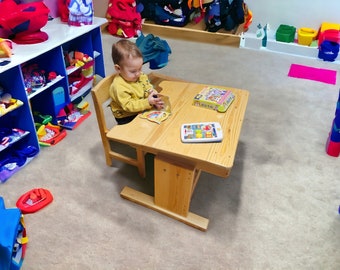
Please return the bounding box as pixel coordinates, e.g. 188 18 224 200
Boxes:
91 72 186 176
91 73 146 177
91 74 115 135
91 74 117 166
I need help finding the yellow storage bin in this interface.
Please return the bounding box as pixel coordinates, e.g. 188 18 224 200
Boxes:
320 22 340 32
298 28 317 46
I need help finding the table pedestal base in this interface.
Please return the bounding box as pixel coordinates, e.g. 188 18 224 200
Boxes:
120 155 209 231
120 187 209 231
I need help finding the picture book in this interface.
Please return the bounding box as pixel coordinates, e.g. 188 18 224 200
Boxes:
192 86 235 113
140 94 171 124
181 122 223 143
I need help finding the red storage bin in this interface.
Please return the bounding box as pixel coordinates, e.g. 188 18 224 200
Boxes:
318 29 340 47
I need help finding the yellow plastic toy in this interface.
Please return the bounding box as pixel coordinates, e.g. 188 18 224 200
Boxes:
298 28 317 46
0 38 12 58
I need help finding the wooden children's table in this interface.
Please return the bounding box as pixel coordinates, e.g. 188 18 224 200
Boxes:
107 81 249 231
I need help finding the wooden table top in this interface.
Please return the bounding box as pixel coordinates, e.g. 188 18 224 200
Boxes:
106 80 249 178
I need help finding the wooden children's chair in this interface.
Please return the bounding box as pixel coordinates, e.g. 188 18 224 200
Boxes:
91 72 184 178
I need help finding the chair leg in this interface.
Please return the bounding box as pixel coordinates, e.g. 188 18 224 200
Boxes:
136 148 146 178
103 140 113 166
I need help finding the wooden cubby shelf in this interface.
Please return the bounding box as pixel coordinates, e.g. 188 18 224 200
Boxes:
142 19 242 47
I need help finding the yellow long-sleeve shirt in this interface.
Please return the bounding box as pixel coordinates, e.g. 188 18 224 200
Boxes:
109 73 154 119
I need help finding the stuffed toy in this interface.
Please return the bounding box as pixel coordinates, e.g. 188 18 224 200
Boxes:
58 0 71 22
68 0 94 26
106 0 143 38
0 0 50 44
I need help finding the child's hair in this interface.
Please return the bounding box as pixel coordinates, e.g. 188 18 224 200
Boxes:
111 39 143 65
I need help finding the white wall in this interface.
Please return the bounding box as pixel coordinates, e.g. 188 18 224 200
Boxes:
90 0 340 34
247 0 340 37
93 0 109 18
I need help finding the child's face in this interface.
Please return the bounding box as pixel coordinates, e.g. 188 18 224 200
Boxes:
115 57 143 82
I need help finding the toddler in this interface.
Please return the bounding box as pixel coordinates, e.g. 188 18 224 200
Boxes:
110 39 163 125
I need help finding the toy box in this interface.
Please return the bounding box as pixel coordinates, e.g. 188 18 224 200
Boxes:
276 24 296 43
192 86 235 113
298 28 317 46
320 22 340 33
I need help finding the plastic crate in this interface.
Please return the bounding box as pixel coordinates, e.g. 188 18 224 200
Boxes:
320 22 340 32
318 29 340 46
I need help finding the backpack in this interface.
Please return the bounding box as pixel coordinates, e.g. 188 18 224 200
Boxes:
0 197 28 270
106 0 143 38
205 0 245 32
138 0 190 27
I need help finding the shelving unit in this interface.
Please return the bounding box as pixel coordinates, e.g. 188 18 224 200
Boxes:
142 19 242 47
0 17 106 182
239 32 321 59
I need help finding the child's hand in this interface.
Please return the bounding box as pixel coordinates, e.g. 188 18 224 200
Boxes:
148 90 164 110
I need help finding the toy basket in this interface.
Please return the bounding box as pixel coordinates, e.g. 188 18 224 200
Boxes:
318 29 340 47
320 22 340 33
276 24 296 43
298 28 317 46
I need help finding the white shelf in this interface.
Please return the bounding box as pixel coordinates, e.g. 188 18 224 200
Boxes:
70 78 94 101
0 17 107 74
66 50 101 76
27 75 64 99
239 32 339 62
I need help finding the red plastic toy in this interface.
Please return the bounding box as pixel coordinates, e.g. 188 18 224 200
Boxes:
16 188 53 214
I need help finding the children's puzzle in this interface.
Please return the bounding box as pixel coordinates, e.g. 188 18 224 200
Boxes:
140 94 171 124
193 86 235 113
181 122 223 143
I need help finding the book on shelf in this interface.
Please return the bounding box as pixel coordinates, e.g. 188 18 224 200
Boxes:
192 86 235 113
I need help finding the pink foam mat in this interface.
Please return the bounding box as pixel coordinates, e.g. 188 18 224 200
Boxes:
288 64 337 85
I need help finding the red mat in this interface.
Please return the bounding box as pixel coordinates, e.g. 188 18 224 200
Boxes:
288 64 337 85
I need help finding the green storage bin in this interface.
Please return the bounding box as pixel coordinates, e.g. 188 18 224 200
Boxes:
276 24 296 43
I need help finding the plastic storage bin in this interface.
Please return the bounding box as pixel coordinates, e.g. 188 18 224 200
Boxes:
320 22 340 33
276 24 296 43
318 40 339 62
298 28 317 46
318 29 340 46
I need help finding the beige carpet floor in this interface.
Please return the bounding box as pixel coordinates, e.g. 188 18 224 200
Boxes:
1 31 340 270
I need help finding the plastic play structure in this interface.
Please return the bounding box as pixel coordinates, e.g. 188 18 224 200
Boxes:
326 90 340 157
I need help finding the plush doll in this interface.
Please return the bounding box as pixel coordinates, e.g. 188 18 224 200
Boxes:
68 0 93 26
106 0 143 38
0 0 50 44
58 0 71 22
